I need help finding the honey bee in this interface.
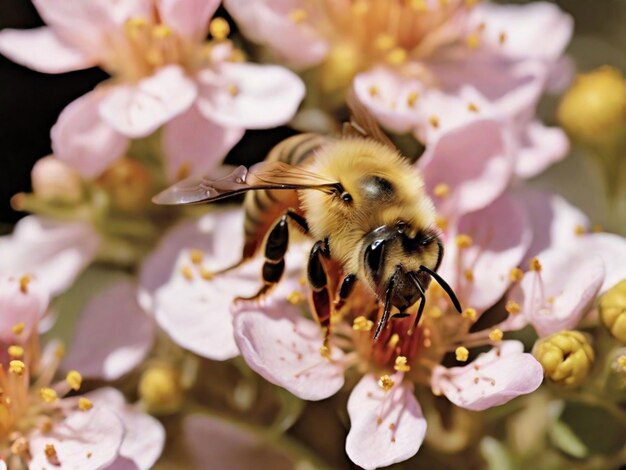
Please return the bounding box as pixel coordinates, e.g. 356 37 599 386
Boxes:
153 91 461 340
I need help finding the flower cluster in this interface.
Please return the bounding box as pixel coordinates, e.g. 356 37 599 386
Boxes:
1 0 626 469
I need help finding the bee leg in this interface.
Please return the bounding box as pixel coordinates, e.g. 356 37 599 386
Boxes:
308 240 333 345
334 274 357 312
374 267 401 340
236 214 291 302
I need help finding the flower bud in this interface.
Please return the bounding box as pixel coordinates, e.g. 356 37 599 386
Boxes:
138 363 183 415
533 331 594 388
557 66 626 147
31 156 83 203
96 158 152 213
599 279 626 343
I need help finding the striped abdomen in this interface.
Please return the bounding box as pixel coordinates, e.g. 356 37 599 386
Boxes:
242 133 331 258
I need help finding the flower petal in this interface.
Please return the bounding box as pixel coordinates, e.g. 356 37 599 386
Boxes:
184 414 295 468
64 281 155 381
196 63 305 129
234 305 345 401
28 406 124 470
100 65 197 138
0 27 94 73
419 119 513 217
346 373 426 470
0 275 49 342
469 2 573 61
51 90 129 178
223 0 328 69
156 0 220 41
431 341 543 411
515 122 569 178
162 106 244 181
87 388 165 470
0 216 100 296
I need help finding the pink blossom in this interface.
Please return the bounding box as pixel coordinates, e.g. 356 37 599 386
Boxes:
0 216 100 296
0 0 305 180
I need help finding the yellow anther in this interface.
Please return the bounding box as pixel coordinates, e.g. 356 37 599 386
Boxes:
466 32 480 49
319 345 331 359
126 17 147 29
45 444 60 465
574 224 586 236
455 346 469 362
189 249 203 265
455 234 473 248
464 269 474 282
66 371 83 391
8 345 24 358
505 300 521 315
410 0 429 11
9 360 25 375
199 267 214 281
209 17 230 40
433 183 450 199
180 265 194 282
287 8 308 24
435 216 448 231
229 48 246 63
12 322 25 335
388 333 400 348
378 374 395 392
374 34 395 51
529 257 542 272
592 224 603 233
19 274 31 294
227 83 240 97
78 397 93 411
386 47 407 65
152 24 173 38
467 102 480 113
54 343 65 360
462 308 477 321
533 330 594 388
353 315 374 331
598 279 626 342
394 356 411 372
498 32 507 44
39 388 58 403
368 85 379 97
509 267 524 282
489 328 504 342
40 417 54 433
287 291 304 305
406 91 419 108
429 115 440 128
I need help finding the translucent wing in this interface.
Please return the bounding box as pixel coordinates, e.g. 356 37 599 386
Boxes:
152 161 340 205
344 87 396 150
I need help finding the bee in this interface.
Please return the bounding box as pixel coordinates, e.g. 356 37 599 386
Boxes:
153 91 461 340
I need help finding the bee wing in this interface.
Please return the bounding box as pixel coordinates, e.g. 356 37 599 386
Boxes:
152 161 339 205
345 87 396 150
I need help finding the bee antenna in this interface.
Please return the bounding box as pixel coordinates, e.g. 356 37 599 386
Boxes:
419 265 462 313
374 269 399 340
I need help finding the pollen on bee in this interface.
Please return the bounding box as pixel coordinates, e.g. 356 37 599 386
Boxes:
19 274 31 294
288 9 308 24
189 249 203 265
180 265 194 281
462 308 477 321
378 374 395 392
509 267 524 282
429 115 440 128
8 345 24 358
353 315 374 331
529 257 542 272
455 234 473 248
489 328 503 342
433 183 450 199
394 356 411 372
455 346 469 362
467 102 480 113
505 300 521 315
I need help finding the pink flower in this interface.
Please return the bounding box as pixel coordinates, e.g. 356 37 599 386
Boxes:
0 0 305 180
0 216 100 296
0 275 163 469
226 0 572 178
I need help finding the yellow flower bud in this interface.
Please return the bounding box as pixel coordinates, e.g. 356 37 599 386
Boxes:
96 158 152 213
533 331 594 388
138 363 183 415
599 279 626 343
557 66 626 146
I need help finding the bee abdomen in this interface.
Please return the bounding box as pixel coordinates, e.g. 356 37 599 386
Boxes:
242 133 331 258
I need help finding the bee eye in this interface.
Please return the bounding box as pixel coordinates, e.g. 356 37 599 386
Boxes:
364 239 385 279
341 191 353 203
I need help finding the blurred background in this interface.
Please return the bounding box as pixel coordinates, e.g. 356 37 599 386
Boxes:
1 0 625 228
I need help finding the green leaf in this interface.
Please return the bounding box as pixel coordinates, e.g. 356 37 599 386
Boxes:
548 420 588 458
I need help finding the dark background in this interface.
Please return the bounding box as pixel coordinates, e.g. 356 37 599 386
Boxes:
1 0 625 225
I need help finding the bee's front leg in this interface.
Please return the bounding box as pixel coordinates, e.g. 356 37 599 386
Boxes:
307 240 333 344
333 274 357 312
